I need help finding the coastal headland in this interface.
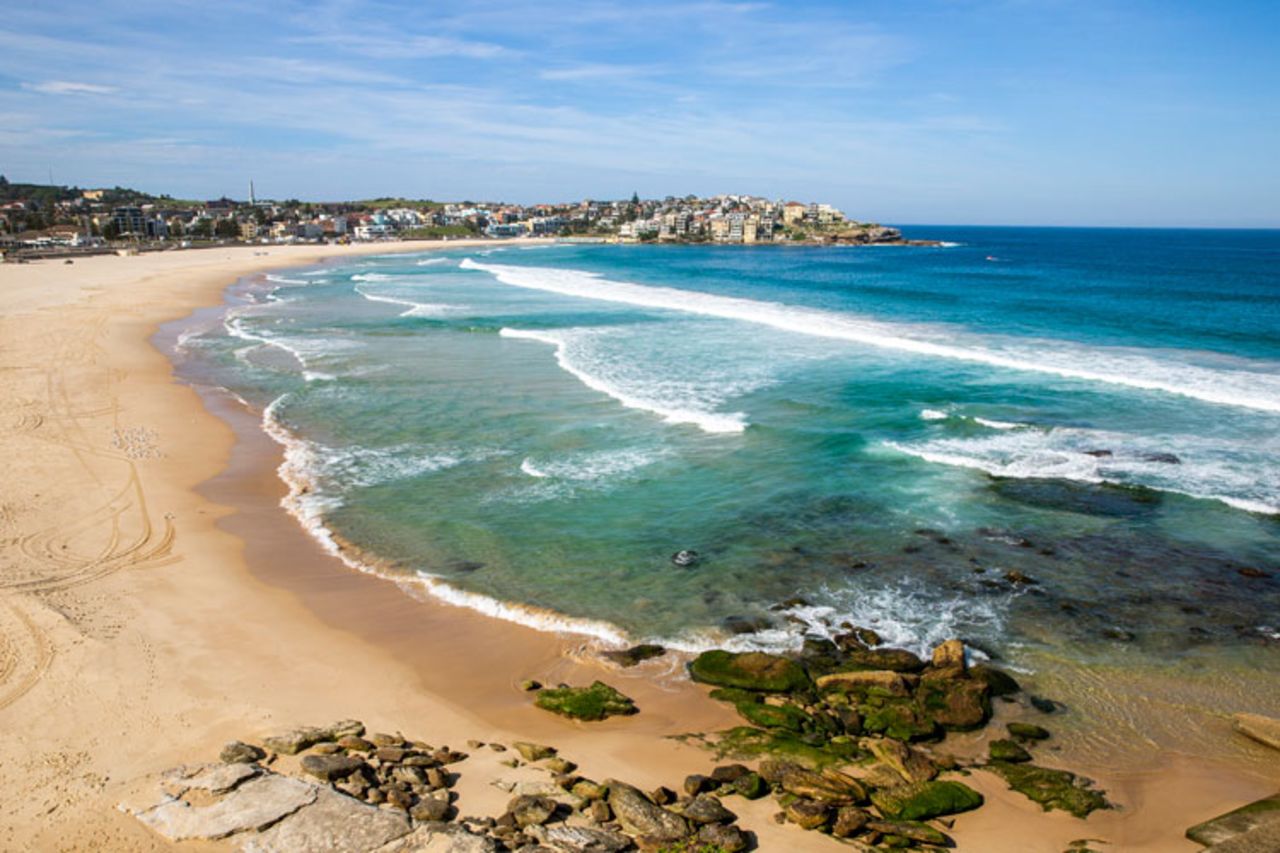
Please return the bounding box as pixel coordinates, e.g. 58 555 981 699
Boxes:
0 243 1276 852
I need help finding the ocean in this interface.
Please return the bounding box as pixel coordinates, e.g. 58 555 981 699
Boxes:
175 228 1280 699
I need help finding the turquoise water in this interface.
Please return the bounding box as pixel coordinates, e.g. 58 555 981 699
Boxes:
177 229 1280 667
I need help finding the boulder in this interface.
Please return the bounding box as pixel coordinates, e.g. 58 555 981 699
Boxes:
242 786 411 852
529 824 632 852
683 774 713 796
534 682 638 721
513 742 557 762
986 761 1110 818
862 738 939 785
696 822 748 852
930 639 967 675
300 754 366 783
708 764 751 784
677 794 736 825
758 760 868 804
832 806 870 838
671 549 700 567
507 795 557 828
970 664 1021 697
338 736 375 752
843 648 925 673
859 698 939 741
410 793 451 823
816 670 913 697
600 644 667 668
731 772 767 800
866 819 949 845
263 720 365 756
687 650 811 693
1232 714 1280 752
221 742 266 765
869 780 984 821
783 799 831 830
128 773 318 841
916 678 991 730
604 779 690 842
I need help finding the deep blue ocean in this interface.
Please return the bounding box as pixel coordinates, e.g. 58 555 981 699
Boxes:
177 228 1280 689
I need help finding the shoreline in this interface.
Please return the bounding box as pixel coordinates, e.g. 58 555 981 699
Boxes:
0 244 1274 851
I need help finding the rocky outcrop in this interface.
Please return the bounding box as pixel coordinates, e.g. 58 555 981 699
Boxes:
532 681 638 721
688 650 811 692
604 779 690 842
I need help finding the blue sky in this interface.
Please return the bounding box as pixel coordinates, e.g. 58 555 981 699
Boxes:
2 0 1278 225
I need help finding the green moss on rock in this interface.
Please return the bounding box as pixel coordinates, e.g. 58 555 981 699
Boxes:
916 677 991 730
534 681 638 721
1008 721 1051 740
734 701 812 733
870 779 984 821
859 698 940 741
989 739 1032 763
987 761 1111 818
689 651 811 693
711 726 863 768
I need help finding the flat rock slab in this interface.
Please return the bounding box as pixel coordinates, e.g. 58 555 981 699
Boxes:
371 825 498 852
1205 817 1280 853
162 762 262 797
1187 793 1280 847
1232 714 1280 752
529 823 632 852
241 787 411 853
133 774 318 841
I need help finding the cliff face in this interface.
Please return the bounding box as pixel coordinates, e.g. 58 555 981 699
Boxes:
826 224 904 244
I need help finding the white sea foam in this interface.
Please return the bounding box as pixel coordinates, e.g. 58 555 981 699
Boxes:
518 448 666 483
351 272 394 282
260 393 630 645
463 258 1280 415
265 274 307 285
920 408 1024 430
416 257 449 266
354 284 455 318
224 311 360 382
499 327 748 433
887 426 1280 515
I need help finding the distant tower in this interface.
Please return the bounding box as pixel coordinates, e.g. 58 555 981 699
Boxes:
249 180 256 206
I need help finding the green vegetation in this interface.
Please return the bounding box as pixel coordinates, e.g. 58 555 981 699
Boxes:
688 650 812 693
986 762 1111 818
532 681 637 721
988 739 1032 763
869 780 984 821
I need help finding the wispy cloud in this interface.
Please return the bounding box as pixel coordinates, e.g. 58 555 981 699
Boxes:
22 80 118 96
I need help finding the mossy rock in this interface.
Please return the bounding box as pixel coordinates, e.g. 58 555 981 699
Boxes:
916 677 991 730
859 698 940 741
870 779 984 821
710 726 864 768
708 687 762 706
987 761 1111 818
731 771 768 799
534 681 638 721
1185 793 1280 846
844 647 926 673
866 819 949 845
970 664 1021 697
600 644 667 667
689 650 811 693
989 739 1032 763
1008 722 1051 740
734 701 812 733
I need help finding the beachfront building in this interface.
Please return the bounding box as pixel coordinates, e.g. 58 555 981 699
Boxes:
112 206 146 236
782 202 807 225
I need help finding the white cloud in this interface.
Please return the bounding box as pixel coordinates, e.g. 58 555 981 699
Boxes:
22 80 118 96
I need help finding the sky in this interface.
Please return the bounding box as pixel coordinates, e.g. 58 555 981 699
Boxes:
2 0 1278 226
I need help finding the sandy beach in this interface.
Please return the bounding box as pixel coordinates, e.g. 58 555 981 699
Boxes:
1 243 1275 852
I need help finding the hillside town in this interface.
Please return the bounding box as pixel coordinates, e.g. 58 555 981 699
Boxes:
0 179 922 259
